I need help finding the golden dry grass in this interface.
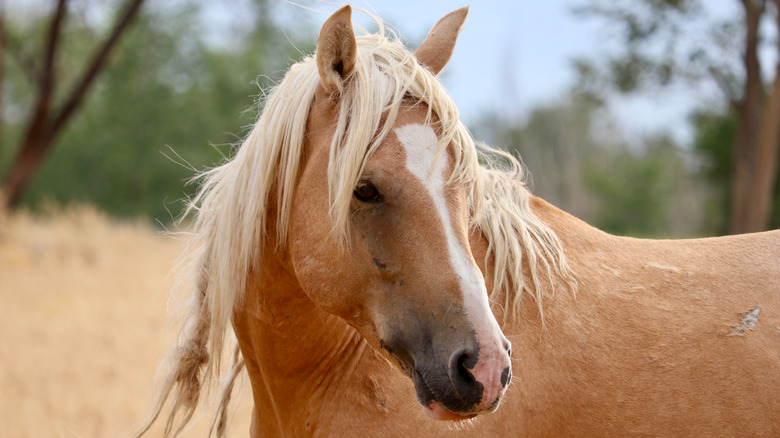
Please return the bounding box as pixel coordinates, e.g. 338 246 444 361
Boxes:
0 207 252 437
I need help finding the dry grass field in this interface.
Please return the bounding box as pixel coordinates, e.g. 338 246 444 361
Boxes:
0 207 252 437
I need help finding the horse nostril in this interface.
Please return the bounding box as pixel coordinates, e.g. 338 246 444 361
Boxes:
451 348 477 385
500 366 511 387
503 339 512 357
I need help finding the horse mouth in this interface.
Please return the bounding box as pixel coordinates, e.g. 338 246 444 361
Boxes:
412 368 479 421
423 399 478 421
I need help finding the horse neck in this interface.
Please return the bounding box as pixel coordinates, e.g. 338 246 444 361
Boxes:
232 242 373 428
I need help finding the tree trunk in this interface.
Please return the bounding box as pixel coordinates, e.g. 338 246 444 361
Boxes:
2 122 53 207
750 0 780 231
731 0 773 234
751 52 780 231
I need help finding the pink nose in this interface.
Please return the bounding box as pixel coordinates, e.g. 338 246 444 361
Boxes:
447 338 511 413
467 340 512 411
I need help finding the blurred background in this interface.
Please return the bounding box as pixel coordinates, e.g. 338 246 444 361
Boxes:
4 0 780 236
2 0 780 436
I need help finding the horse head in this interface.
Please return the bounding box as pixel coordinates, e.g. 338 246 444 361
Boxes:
287 6 512 421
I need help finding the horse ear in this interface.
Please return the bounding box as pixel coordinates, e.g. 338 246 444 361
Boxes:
317 5 357 94
414 7 469 75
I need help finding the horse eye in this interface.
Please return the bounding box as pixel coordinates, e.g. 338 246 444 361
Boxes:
354 181 382 203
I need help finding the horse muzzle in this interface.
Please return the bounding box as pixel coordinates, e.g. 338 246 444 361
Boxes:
381 327 512 421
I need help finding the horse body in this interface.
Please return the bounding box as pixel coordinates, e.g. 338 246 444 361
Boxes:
494 198 780 437
236 195 780 437
135 5 780 437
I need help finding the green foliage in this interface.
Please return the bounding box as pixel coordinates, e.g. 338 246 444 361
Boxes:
2 1 314 223
584 135 686 236
689 109 736 234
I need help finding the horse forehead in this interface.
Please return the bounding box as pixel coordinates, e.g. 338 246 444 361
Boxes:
366 121 450 186
393 123 444 179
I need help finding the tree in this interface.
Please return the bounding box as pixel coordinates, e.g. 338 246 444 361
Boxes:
1 0 146 210
2 1 315 222
575 0 780 234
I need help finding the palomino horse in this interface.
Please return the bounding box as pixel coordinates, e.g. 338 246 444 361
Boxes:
135 6 780 437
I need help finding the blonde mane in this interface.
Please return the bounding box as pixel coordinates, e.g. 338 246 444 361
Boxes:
134 17 574 438
473 148 576 323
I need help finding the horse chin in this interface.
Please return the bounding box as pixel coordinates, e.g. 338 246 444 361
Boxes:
412 367 480 421
421 400 478 421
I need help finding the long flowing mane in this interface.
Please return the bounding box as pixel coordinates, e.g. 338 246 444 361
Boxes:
475 151 576 322
134 15 575 438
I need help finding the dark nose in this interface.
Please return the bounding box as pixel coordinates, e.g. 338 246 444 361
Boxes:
447 347 482 407
451 347 477 381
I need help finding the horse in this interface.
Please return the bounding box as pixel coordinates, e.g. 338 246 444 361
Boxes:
134 5 780 437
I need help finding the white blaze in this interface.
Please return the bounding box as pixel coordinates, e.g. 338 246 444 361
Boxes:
394 123 489 317
394 123 509 411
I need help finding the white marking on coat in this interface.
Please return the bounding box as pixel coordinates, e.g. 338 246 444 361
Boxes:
394 123 508 409
728 306 760 336
394 123 486 303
